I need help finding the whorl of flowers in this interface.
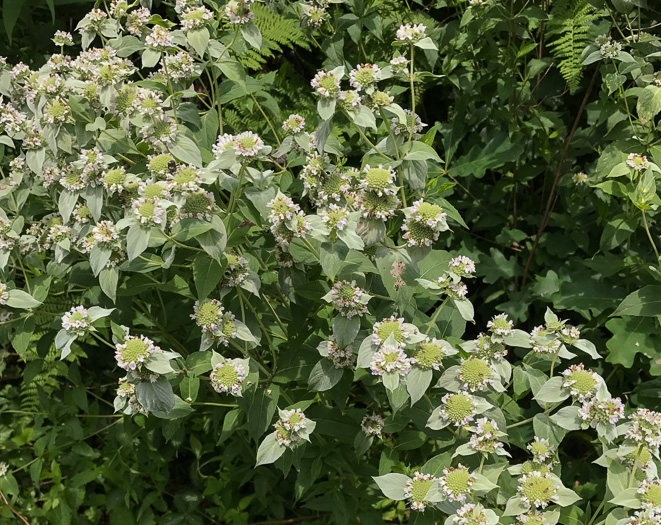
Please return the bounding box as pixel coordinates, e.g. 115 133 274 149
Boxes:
274 408 311 447
210 359 247 396
627 409 661 449
518 471 559 509
361 413 385 436
326 336 354 368
411 338 446 370
180 6 213 31
145 26 173 49
114 334 159 371
529 326 561 354
371 315 408 347
222 252 250 287
160 51 195 80
627 153 648 172
601 40 622 59
349 64 381 91
0 462 8 477
439 392 476 427
456 503 489 525
469 418 503 453
132 197 165 226
142 116 177 149
628 509 661 525
404 471 439 511
391 109 427 138
0 219 16 250
337 90 362 110
225 0 255 25
396 23 427 42
639 480 661 510
358 189 400 220
267 196 301 224
402 199 448 247
311 70 341 98
176 189 217 223
450 256 476 278
527 437 555 463
361 165 396 196
191 299 225 333
561 364 599 402
319 205 349 235
459 356 493 392
370 345 412 377
472 333 508 361
437 273 468 299
330 280 370 318
282 114 306 134
578 397 625 427
61 306 90 335
92 221 121 245
53 30 75 47
487 313 513 336
213 133 235 157
233 131 264 157
440 464 475 502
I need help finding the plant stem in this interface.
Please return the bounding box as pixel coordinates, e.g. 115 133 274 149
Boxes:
642 210 660 263
301 237 321 261
425 297 449 335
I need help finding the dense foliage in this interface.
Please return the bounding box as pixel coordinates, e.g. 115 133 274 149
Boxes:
1 0 661 523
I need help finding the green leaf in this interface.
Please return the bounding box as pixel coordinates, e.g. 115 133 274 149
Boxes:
187 27 209 56
373 473 409 500
318 98 336 121
193 255 223 298
612 285 661 317
637 85 661 123
2 0 22 44
241 22 262 49
99 267 119 302
608 487 640 509
196 216 227 261
550 406 581 431
170 135 203 167
6 289 42 309
606 317 661 367
308 359 344 392
333 315 360 347
406 367 432 406
126 224 151 261
533 376 570 404
256 433 285 466
136 376 175 414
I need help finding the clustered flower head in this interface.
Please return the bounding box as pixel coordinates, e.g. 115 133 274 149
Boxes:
180 6 213 31
0 282 8 306
628 153 648 172
210 358 247 396
529 326 561 354
349 63 380 91
459 356 493 392
222 252 250 287
391 109 427 138
325 336 354 368
628 509 661 525
53 30 74 47
371 315 408 347
361 413 385 436
469 418 504 453
440 464 475 502
578 397 625 427
487 313 513 336
518 471 559 509
527 437 555 463
472 333 508 361
370 345 412 377
329 280 370 318
319 205 349 237
440 392 476 427
437 272 468 299
282 114 306 134
225 0 255 24
404 471 439 511
311 70 341 98
132 197 165 226
61 305 90 335
600 37 622 59
456 504 489 525
639 480 661 510
396 23 427 43
114 334 159 372
274 408 310 447
411 338 447 370
192 299 237 346
449 256 476 278
627 409 661 449
561 364 599 402
402 199 448 247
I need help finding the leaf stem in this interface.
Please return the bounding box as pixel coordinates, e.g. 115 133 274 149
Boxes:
425 297 449 335
642 210 660 263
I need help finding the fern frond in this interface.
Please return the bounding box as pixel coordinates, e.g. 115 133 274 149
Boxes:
547 0 600 93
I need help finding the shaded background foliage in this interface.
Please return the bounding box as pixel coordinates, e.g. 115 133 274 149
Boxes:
1 0 661 523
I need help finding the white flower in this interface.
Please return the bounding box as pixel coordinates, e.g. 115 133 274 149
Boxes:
627 153 648 171
329 280 370 319
114 334 160 371
225 0 255 24
311 70 341 98
486 313 513 336
281 408 308 432
210 359 247 395
404 471 439 511
232 131 264 157
0 282 8 306
361 413 385 436
145 26 173 49
450 256 476 277
132 197 165 226
370 345 412 376
282 114 306 134
390 109 427 137
61 305 90 334
180 6 213 31
0 462 8 477
349 63 381 91
578 397 625 426
52 30 74 46
396 24 426 42
440 465 475 502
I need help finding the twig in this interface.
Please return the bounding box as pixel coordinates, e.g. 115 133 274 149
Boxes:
0 490 30 525
521 66 600 286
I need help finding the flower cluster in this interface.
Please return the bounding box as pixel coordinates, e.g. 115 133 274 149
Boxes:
274 408 312 447
627 409 661 449
527 437 555 463
518 472 559 509
440 465 475 502
114 334 160 373
468 418 504 453
210 359 247 396
459 356 494 392
325 336 354 368
561 364 599 402
61 306 90 336
402 199 448 247
405 472 439 511
370 345 412 377
578 397 625 427
439 392 477 427
328 280 370 318
361 413 385 436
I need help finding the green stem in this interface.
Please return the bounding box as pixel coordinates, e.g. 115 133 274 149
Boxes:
642 210 660 263
478 454 486 475
161 51 178 122
379 107 401 159
425 297 449 335
301 237 321 261
406 44 416 150
249 93 280 146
